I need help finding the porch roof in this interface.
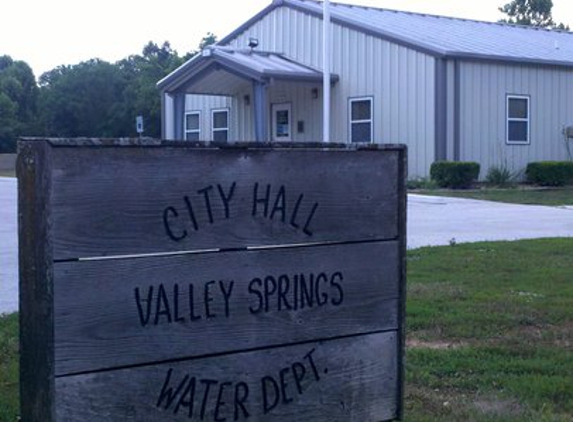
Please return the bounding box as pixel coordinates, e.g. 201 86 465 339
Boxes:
157 46 339 95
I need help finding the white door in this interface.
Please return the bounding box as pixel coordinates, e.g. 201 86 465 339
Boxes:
272 103 292 141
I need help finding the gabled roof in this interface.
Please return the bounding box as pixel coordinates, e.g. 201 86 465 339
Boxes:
157 46 338 93
220 0 573 67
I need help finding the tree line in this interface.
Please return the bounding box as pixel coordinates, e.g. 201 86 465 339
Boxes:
0 34 216 153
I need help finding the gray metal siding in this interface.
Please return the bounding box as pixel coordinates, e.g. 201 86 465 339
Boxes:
228 6 436 178
459 62 573 178
184 96 234 141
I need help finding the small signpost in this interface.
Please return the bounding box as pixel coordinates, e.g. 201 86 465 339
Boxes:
18 139 407 421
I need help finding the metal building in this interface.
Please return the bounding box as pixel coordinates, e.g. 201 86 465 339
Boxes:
158 0 573 178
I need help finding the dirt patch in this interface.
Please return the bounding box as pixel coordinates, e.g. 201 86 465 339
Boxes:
473 396 525 417
407 338 468 350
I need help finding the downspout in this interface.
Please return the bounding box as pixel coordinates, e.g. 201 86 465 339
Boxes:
323 0 331 143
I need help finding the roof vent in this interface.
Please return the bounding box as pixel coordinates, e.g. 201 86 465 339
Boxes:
554 41 560 50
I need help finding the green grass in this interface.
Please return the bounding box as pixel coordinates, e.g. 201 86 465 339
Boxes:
406 238 573 421
1 239 572 421
0 170 15 178
412 186 573 206
0 312 18 422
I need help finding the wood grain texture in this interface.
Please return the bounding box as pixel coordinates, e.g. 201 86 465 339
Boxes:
17 140 56 420
49 147 399 260
54 241 400 376
56 332 399 422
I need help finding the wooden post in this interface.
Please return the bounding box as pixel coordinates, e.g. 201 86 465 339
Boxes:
17 141 55 420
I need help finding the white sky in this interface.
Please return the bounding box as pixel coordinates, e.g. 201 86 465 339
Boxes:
3 0 573 77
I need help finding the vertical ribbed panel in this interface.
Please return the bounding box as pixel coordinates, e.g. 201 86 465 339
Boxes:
459 62 573 178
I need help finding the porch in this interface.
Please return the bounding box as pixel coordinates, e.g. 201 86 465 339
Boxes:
157 46 338 142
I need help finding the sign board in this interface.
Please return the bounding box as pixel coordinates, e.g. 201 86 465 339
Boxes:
18 139 407 421
136 115 144 134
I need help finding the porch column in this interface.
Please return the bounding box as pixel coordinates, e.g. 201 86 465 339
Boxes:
253 81 268 142
173 92 186 140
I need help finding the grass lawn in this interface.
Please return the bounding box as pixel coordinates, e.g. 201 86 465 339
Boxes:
0 170 15 178
412 186 573 206
0 312 18 422
406 238 573 421
1 238 572 421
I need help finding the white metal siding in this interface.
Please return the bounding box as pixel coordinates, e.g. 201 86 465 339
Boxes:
459 62 573 178
228 6 436 178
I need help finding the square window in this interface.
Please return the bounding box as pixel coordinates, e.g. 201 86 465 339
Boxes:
351 101 371 121
351 122 372 143
213 111 228 129
186 114 199 131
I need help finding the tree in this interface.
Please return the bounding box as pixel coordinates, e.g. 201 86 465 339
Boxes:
38 59 127 137
0 56 39 152
118 41 185 137
499 0 569 29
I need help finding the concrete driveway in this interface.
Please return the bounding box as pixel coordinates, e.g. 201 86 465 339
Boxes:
1 179 572 314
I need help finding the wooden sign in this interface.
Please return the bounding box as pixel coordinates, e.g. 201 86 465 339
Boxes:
18 139 407 421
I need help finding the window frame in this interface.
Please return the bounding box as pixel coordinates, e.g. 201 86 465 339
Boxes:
348 96 374 144
184 111 201 141
506 94 530 145
211 108 230 142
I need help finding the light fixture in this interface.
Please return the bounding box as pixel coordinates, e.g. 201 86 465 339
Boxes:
248 37 259 49
311 87 319 99
244 94 251 106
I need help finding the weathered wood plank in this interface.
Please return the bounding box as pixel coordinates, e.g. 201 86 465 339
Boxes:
49 147 399 260
54 241 400 376
55 332 399 422
17 141 56 420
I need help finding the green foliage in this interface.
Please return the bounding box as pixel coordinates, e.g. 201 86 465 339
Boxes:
116 41 186 138
485 164 517 187
498 0 569 29
0 56 39 152
199 32 218 51
525 161 573 186
407 177 438 190
430 161 480 189
0 313 18 421
0 34 215 143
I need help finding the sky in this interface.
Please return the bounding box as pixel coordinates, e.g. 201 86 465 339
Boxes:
3 0 573 77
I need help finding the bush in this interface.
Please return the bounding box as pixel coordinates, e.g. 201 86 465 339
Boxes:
525 161 573 186
485 164 517 187
430 161 480 189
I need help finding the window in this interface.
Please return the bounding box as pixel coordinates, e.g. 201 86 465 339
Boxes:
349 97 373 143
185 112 200 141
507 95 530 144
212 109 229 142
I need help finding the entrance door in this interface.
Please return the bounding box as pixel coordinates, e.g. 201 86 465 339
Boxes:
272 103 292 141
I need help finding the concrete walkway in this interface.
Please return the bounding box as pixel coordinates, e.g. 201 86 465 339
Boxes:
1 179 573 314
408 194 573 248
0 178 17 315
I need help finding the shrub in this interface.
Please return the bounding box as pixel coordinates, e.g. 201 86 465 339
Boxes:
525 161 573 186
430 161 480 189
485 164 517 187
